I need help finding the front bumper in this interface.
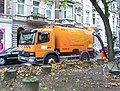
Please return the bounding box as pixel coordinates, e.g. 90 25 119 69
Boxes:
18 55 36 63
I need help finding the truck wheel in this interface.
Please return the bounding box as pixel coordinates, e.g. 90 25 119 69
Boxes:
80 53 89 61
44 55 58 64
0 57 6 65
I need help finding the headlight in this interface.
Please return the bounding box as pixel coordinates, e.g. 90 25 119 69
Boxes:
18 55 20 60
30 52 35 56
29 59 35 62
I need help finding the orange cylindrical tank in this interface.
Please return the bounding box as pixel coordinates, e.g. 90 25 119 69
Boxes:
53 26 93 53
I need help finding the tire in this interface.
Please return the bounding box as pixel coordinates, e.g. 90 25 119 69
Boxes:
0 57 6 65
44 55 58 64
80 53 89 61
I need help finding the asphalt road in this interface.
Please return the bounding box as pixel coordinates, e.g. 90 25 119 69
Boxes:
4 53 120 69
0 54 102 68
0 62 32 69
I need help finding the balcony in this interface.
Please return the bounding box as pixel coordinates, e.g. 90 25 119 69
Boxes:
0 14 12 23
27 13 48 26
13 15 27 21
60 19 75 26
0 14 12 19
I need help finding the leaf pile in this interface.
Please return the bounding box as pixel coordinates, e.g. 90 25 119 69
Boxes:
1 60 117 91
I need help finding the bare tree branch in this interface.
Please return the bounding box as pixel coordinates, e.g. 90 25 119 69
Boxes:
90 0 106 20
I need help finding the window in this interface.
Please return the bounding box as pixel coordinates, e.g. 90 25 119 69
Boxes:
112 3 115 11
76 8 82 23
67 5 73 19
117 17 119 25
112 16 115 27
33 1 40 14
76 14 81 23
19 32 36 45
93 18 95 24
46 4 52 19
93 14 95 17
0 0 4 14
38 32 50 43
63 5 73 19
17 0 25 14
96 17 99 25
93 14 95 24
86 11 89 24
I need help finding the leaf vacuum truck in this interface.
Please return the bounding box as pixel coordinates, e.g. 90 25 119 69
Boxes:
18 26 94 64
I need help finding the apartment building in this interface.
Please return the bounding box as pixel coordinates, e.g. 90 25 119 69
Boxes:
59 0 83 27
83 0 92 26
0 0 12 52
4 0 84 47
116 0 120 47
109 1 120 47
11 0 48 47
4 0 119 49
91 0 120 49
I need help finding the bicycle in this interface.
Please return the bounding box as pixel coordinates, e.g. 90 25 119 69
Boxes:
103 57 120 76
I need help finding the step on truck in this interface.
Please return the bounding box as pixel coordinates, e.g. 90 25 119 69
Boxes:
18 26 94 64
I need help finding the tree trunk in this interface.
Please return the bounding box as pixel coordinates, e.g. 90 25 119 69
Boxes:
55 0 60 23
41 65 52 74
90 0 114 61
104 18 114 61
4 69 17 81
66 63 74 69
22 78 39 91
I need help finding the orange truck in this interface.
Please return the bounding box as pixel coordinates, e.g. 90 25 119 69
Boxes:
18 26 93 64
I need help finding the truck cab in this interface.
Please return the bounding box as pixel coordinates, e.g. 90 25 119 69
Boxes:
18 28 58 64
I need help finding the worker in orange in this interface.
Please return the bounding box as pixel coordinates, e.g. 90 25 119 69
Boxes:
100 49 107 60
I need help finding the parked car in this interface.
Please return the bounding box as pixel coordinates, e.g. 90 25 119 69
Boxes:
0 47 19 65
114 47 120 55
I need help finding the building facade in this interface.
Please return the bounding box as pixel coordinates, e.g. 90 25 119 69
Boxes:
10 0 48 47
116 0 120 47
91 0 120 50
1 0 120 50
0 0 12 52
8 0 84 47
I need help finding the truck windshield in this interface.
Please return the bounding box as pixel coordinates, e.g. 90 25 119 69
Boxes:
19 32 35 45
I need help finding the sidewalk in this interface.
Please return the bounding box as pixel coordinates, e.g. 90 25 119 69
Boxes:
94 54 101 60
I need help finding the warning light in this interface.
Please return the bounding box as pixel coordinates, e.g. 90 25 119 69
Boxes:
45 25 53 28
87 27 92 31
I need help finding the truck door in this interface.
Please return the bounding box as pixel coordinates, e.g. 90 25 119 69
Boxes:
36 32 55 58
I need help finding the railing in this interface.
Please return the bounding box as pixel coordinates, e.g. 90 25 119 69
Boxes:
31 12 40 16
14 15 27 21
0 14 12 19
27 13 47 22
60 18 75 25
